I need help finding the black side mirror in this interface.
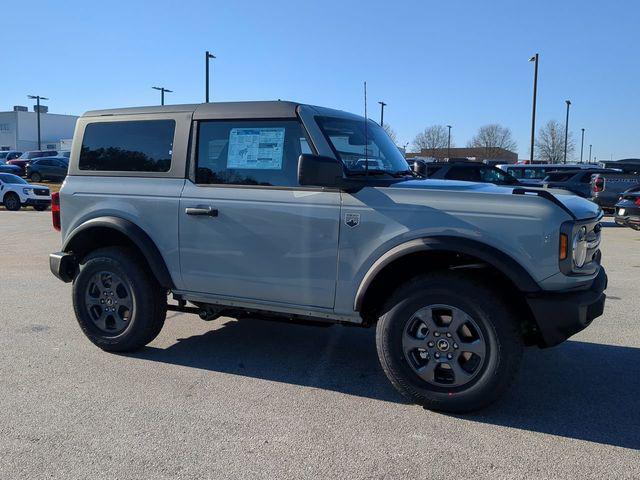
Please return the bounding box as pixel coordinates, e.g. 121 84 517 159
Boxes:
297 154 344 188
413 161 427 177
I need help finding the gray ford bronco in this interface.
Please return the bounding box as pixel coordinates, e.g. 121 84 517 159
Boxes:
49 101 607 412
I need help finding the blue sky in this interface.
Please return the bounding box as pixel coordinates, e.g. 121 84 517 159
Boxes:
3 0 638 159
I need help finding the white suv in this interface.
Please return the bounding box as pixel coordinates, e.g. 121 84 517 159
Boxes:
0 173 51 211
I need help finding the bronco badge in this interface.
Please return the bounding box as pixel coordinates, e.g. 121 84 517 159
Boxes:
345 213 360 228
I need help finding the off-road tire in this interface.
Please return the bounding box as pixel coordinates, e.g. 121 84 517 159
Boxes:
72 247 167 352
376 271 523 413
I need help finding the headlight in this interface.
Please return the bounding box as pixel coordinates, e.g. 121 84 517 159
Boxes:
572 226 588 268
22 188 33 195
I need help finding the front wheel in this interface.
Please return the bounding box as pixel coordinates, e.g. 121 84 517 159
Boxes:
376 272 523 413
3 192 21 211
30 172 42 182
72 247 167 352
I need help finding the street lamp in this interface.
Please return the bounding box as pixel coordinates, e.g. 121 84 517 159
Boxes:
588 144 592 163
205 51 216 103
563 100 571 164
152 86 172 106
446 125 452 159
529 53 539 163
378 101 387 127
27 95 49 151
580 128 585 163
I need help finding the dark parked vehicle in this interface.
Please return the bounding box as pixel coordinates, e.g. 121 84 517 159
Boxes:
408 159 445 177
497 164 593 187
7 150 58 175
614 190 640 230
590 162 640 211
0 159 22 175
542 168 616 198
26 157 69 182
0 150 23 162
415 161 520 186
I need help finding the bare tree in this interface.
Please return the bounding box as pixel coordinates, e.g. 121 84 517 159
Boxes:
412 125 451 157
383 123 398 144
467 124 517 158
535 120 575 163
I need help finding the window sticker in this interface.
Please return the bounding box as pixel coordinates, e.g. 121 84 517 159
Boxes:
227 128 285 170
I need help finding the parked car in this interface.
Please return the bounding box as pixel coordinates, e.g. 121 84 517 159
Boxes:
614 190 640 230
541 168 617 198
0 159 23 175
0 150 23 162
419 161 520 186
26 156 69 182
497 163 594 186
7 150 58 175
49 101 606 413
0 173 51 211
590 165 640 211
58 151 71 159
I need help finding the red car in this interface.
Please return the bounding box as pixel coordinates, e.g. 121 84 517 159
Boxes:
8 150 58 176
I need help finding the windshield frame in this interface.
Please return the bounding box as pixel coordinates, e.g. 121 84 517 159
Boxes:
315 115 410 177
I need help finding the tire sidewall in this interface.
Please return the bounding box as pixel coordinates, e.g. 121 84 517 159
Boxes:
4 193 21 211
377 274 521 412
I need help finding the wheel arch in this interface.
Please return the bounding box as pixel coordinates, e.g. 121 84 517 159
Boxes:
63 216 174 289
355 236 542 342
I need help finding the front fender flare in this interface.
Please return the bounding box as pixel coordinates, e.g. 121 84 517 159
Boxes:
354 236 541 311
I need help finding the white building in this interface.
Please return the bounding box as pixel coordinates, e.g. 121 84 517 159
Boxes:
0 106 78 151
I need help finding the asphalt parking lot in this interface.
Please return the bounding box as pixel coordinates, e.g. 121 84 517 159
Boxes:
1 211 639 479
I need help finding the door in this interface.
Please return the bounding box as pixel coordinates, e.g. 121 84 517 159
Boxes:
52 159 68 180
179 119 341 309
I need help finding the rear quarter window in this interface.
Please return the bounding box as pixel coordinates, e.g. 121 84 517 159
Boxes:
79 120 175 172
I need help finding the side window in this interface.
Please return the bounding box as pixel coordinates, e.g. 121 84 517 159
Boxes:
79 120 175 172
195 120 310 187
479 167 507 183
507 168 521 179
445 166 481 182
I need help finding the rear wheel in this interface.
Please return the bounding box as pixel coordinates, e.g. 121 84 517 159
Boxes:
30 172 42 182
72 247 167 352
376 272 523 413
3 192 21 211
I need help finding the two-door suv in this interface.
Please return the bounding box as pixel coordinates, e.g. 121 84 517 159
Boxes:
50 101 607 412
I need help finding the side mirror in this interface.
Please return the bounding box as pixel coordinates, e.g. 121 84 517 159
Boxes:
297 154 344 188
413 161 427 177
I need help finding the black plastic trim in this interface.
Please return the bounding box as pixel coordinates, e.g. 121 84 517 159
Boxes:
512 187 577 220
355 236 541 311
62 216 174 288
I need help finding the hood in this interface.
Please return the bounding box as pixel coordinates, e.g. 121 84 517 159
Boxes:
390 179 602 221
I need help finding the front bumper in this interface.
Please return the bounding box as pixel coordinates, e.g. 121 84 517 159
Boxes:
24 198 51 207
615 208 640 230
526 268 607 347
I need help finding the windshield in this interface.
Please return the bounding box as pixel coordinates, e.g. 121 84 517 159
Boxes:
0 173 27 184
316 116 410 175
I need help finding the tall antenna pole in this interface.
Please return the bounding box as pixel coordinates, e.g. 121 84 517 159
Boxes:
529 54 539 163
364 81 369 176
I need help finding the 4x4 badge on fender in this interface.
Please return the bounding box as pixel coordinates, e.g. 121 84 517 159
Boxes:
345 213 360 228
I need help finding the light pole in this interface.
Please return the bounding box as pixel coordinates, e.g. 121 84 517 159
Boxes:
580 128 585 163
563 100 571 164
205 51 216 102
529 53 539 163
27 95 48 151
152 86 172 106
588 144 592 163
446 125 452 159
377 101 387 127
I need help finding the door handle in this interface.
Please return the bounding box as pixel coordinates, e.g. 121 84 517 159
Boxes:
185 206 218 217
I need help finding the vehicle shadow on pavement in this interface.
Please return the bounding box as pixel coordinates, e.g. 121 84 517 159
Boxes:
133 322 640 449
471 340 640 450
133 318 407 404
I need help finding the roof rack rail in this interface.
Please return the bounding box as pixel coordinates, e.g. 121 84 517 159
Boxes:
512 187 577 220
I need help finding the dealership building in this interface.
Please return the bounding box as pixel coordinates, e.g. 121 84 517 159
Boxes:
0 106 78 151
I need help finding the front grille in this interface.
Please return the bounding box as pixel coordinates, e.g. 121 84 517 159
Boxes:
34 188 49 196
